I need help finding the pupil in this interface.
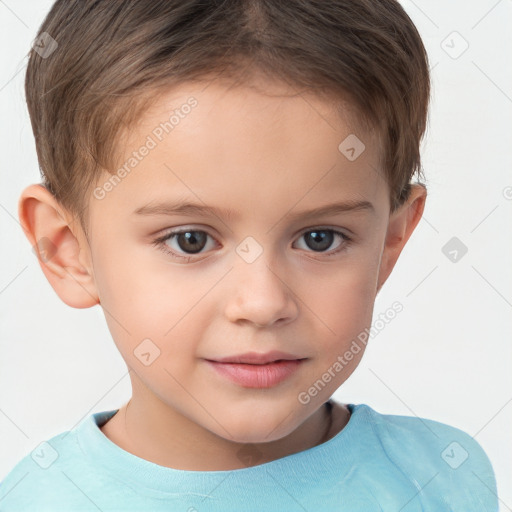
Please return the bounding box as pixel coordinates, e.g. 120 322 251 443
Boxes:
306 230 333 251
178 231 206 253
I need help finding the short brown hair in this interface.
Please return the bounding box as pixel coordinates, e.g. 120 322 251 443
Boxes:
25 0 431 235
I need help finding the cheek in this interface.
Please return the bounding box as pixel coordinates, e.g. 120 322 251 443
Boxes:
93 235 196 324
92 245 221 378
91 247 181 356
295 252 381 391
296 265 377 399
306 256 378 334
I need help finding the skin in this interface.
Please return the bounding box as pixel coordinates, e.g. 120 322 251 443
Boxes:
18 75 426 471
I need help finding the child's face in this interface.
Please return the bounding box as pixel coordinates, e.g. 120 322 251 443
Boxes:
62 77 419 443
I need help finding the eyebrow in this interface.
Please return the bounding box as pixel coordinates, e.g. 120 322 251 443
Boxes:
133 198 374 222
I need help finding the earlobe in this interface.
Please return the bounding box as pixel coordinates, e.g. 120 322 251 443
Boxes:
376 184 427 294
18 184 99 308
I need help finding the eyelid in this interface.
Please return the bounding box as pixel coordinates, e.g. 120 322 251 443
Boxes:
295 224 353 238
159 224 215 235
154 225 219 243
156 224 352 243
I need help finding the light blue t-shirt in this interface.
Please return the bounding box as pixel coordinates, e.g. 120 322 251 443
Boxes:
0 403 498 511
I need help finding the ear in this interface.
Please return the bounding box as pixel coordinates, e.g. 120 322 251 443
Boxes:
376 184 427 294
18 184 99 308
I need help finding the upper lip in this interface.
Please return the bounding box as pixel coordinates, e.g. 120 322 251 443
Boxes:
207 351 305 365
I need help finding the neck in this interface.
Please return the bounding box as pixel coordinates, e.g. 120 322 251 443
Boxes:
100 394 345 471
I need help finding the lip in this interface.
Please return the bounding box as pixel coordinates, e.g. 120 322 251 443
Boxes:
211 350 302 365
205 351 306 389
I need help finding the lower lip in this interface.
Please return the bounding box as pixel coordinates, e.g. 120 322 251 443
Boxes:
205 359 304 388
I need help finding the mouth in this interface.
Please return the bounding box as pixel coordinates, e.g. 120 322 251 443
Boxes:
209 350 303 365
205 351 307 388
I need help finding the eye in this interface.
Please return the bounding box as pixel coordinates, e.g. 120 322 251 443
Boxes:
152 228 217 260
293 228 351 257
152 226 352 262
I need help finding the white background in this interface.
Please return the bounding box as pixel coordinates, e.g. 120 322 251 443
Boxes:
0 0 511 508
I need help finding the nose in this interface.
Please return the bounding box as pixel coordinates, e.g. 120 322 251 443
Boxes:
224 253 299 328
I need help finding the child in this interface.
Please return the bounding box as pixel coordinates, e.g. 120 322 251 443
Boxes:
0 0 498 510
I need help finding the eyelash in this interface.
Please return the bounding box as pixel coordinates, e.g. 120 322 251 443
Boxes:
152 226 353 261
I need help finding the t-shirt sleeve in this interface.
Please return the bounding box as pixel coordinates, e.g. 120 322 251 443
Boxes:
0 433 94 512
372 410 499 511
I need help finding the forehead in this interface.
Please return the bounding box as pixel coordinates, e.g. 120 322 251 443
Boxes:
91 78 387 222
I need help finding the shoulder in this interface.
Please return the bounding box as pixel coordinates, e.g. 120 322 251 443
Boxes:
353 404 499 510
0 427 91 511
